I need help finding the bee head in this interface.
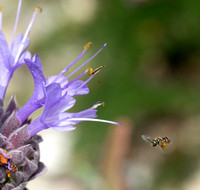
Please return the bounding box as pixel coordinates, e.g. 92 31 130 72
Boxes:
162 137 171 143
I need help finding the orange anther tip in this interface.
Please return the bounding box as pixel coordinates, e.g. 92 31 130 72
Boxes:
0 7 2 12
84 42 92 50
90 65 104 76
34 6 42 13
85 67 93 75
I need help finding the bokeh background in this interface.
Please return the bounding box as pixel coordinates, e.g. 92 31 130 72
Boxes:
2 0 200 189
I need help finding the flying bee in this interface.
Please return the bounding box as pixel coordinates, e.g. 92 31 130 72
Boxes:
141 135 171 150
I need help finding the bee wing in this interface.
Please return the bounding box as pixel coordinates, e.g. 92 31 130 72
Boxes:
141 135 152 143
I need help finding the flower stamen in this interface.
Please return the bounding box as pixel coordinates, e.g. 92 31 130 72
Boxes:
62 68 89 90
67 117 121 125
72 66 103 95
24 6 42 44
65 43 107 79
0 7 2 30
10 0 22 45
52 42 92 83
14 6 42 65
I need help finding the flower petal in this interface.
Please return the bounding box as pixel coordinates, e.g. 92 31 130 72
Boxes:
10 33 30 61
48 124 76 132
0 31 10 68
40 83 62 122
16 55 46 123
67 80 89 96
46 95 76 116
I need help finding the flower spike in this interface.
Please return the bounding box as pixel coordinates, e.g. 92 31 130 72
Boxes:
0 1 121 188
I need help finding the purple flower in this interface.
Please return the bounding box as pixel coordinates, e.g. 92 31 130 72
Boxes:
0 0 41 100
0 1 46 188
0 1 120 188
28 84 118 137
16 42 120 137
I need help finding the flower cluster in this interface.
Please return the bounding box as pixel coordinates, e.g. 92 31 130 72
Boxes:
0 0 119 189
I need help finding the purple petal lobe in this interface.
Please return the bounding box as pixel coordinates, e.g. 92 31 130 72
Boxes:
16 55 46 123
0 31 12 100
0 31 9 68
10 33 30 60
46 95 76 116
40 83 62 122
67 80 89 96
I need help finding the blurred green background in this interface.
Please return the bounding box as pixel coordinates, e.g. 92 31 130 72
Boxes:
2 0 200 189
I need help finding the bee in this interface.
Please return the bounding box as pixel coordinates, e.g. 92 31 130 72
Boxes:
141 135 171 150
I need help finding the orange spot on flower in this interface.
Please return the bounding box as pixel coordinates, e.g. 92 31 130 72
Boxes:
0 150 18 177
